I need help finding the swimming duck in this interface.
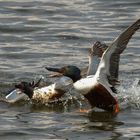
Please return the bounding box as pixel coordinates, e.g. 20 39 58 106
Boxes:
5 42 105 104
46 19 140 113
6 76 73 103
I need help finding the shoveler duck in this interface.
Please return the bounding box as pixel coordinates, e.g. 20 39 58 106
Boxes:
46 19 140 113
5 42 106 104
5 76 73 104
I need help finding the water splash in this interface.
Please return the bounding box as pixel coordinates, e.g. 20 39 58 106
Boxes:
117 78 140 110
30 88 85 111
1 74 140 113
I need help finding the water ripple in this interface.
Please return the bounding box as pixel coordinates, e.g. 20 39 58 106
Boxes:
0 0 140 140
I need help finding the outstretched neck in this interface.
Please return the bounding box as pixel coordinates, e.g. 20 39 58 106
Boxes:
87 55 101 76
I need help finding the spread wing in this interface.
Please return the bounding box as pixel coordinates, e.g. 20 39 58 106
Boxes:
96 19 140 86
87 41 108 76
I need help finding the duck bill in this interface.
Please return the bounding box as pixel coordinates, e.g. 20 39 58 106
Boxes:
5 89 28 103
45 67 63 77
45 67 61 73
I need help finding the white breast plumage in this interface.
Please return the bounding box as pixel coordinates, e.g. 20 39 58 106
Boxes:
73 75 97 95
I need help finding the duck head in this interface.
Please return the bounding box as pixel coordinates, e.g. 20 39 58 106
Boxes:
46 65 81 82
14 81 34 99
6 78 42 102
15 78 42 99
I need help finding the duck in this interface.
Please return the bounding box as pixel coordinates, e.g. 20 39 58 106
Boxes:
5 41 106 104
5 76 74 104
46 19 140 113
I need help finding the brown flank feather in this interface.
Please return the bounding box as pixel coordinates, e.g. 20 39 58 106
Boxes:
84 83 117 112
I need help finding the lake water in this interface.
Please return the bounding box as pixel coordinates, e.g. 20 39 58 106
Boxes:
0 0 140 140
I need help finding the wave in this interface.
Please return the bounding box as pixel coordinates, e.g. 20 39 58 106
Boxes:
117 78 140 110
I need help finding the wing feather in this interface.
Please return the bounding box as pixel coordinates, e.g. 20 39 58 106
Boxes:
96 19 140 86
87 41 108 76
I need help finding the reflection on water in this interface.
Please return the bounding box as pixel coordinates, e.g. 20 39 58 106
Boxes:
0 0 140 139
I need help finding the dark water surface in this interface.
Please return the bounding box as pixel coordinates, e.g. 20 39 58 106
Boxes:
0 0 140 140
